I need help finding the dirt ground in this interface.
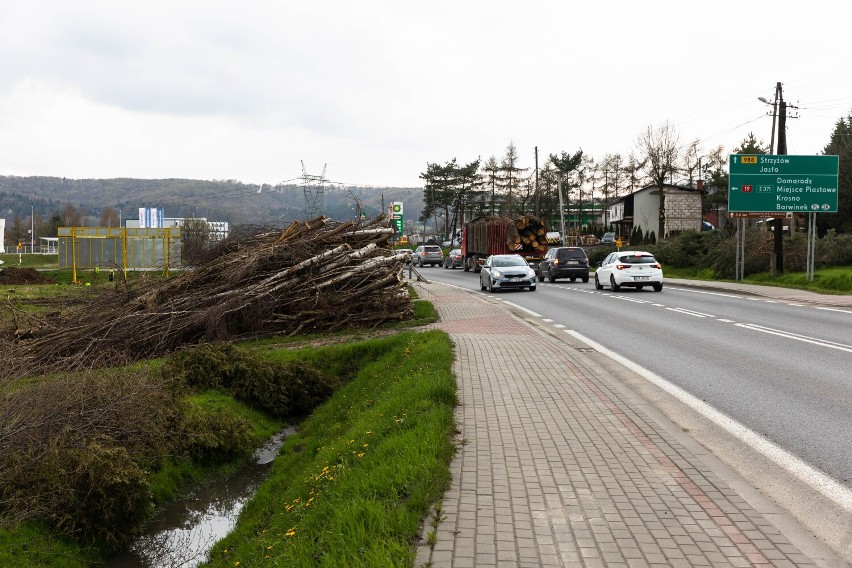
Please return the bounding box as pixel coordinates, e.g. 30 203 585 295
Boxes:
0 267 53 285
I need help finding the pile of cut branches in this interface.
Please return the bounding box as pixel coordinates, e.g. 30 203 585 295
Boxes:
0 215 412 380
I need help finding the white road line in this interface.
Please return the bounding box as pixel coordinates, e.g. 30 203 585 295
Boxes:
665 307 715 318
564 329 852 514
501 300 542 318
542 318 554 322
817 307 852 315
736 323 852 353
553 324 565 328
669 287 743 300
717 319 736 323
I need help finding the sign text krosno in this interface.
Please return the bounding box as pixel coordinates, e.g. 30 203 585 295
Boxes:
728 154 839 214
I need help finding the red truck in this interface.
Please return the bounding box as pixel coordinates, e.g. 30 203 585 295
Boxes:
461 215 549 273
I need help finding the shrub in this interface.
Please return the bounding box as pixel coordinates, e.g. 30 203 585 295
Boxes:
51 443 151 551
162 344 337 420
180 405 255 464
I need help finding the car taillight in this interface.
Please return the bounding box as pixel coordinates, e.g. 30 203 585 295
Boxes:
615 264 629 270
650 263 661 269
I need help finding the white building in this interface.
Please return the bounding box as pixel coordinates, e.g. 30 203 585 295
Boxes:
608 184 703 240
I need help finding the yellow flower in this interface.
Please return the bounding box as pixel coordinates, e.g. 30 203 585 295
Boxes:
234 563 241 567
285 528 296 537
363 444 368 448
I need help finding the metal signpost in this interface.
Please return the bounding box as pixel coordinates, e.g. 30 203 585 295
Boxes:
728 154 839 281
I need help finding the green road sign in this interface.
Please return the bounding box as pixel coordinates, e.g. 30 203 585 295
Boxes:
729 154 839 214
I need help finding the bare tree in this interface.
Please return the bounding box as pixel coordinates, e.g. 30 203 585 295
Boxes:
60 203 84 227
635 122 680 237
100 207 120 228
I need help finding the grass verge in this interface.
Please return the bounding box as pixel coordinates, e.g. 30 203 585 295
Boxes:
202 330 457 567
662 265 852 294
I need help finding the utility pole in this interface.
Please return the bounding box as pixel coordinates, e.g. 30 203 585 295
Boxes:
534 146 540 217
774 82 787 274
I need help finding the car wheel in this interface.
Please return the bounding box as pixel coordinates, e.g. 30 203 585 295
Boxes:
636 285 644 290
582 275 589 283
594 273 603 290
529 285 536 291
569 277 576 282
488 278 495 293
549 274 556 283
610 275 621 291
480 278 487 291
653 283 663 292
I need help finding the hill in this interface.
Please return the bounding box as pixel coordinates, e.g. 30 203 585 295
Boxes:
0 175 423 226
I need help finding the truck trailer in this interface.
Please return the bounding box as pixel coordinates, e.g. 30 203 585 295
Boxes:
461 215 549 272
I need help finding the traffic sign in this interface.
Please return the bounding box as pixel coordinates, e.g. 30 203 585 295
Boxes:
729 154 839 213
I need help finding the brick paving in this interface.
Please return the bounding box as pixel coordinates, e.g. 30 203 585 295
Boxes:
414 281 850 567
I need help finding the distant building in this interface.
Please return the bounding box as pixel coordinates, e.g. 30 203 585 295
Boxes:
125 217 230 241
608 184 703 239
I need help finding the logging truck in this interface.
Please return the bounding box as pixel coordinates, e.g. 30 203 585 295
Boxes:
461 215 549 273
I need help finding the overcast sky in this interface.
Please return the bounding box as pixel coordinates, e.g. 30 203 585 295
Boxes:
1 1 850 189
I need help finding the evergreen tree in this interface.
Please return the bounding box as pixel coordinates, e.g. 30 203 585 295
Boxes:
820 113 852 234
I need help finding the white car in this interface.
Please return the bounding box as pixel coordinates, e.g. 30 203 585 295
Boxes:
595 250 663 292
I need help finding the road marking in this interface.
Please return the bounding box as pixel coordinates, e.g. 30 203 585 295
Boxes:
553 324 565 329
500 300 542 318
817 307 852 315
564 329 852 514
542 318 554 323
717 318 736 323
669 287 743 300
666 307 715 318
735 323 852 353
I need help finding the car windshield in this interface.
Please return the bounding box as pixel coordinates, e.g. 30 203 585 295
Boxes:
618 254 656 264
493 256 526 267
424 246 441 253
558 249 586 260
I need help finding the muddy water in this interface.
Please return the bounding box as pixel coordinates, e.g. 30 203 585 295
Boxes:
109 427 295 568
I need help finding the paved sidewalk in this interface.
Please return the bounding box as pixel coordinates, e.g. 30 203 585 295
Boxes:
414 280 850 568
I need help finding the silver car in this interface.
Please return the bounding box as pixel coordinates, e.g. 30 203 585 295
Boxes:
595 250 663 292
411 245 444 267
479 254 537 292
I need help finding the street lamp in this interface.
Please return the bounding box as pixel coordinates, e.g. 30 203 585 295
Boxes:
30 205 34 253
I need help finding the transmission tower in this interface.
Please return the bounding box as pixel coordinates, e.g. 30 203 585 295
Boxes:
301 161 328 218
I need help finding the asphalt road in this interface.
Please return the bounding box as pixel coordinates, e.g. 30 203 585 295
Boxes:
416 264 852 489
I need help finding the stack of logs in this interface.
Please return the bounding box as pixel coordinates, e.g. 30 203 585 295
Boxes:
0 214 412 381
512 216 548 251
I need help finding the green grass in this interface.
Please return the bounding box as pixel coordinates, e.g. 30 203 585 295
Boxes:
0 521 101 568
147 390 284 503
202 330 457 567
742 267 852 294
0 253 58 270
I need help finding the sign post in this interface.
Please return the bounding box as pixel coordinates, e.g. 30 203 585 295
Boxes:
729 154 839 281
390 202 404 240
728 154 839 215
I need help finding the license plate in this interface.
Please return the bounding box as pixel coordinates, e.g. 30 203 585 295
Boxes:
567 260 578 264
634 276 649 281
510 277 521 282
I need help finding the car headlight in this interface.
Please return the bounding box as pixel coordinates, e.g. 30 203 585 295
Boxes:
526 269 535 278
491 269 503 277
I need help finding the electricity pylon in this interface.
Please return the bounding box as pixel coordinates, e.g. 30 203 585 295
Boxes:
301 161 328 218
